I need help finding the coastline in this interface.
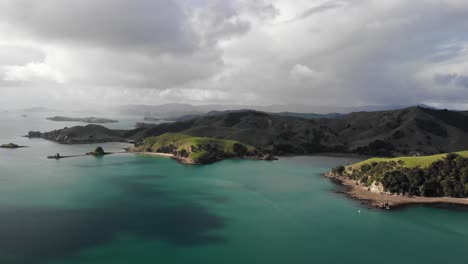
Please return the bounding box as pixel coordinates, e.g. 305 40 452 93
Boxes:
135 151 175 158
129 150 197 165
325 173 468 209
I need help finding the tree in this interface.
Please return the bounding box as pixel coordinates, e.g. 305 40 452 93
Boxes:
233 143 248 156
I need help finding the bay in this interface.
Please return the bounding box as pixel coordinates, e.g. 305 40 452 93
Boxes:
1 112 467 264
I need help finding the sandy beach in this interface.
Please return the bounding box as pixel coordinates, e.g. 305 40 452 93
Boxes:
325 173 468 209
136 152 175 158
130 150 197 164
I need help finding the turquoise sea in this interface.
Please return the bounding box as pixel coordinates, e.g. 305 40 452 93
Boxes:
1 112 468 263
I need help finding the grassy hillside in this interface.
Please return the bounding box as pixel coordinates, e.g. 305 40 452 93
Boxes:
353 151 468 169
127 106 468 156
137 133 260 164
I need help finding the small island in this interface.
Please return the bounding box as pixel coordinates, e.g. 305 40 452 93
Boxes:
86 146 110 156
327 151 468 209
48 147 113 159
131 133 276 165
0 143 27 149
46 116 118 124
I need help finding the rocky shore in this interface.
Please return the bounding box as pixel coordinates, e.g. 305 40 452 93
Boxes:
325 172 468 209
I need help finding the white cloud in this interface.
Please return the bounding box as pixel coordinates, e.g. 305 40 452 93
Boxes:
289 64 323 80
2 62 65 83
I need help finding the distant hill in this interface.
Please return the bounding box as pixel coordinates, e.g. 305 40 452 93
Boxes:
277 112 345 119
30 106 468 157
111 103 440 117
46 116 118 124
28 125 128 144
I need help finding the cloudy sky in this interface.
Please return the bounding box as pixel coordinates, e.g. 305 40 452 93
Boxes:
1 0 468 109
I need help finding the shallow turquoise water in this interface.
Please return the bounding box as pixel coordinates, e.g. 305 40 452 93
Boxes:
1 112 468 263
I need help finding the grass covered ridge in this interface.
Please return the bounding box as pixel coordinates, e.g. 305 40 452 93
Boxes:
137 133 261 164
352 151 468 169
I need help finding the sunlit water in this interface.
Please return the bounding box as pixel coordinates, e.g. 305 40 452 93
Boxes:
1 112 468 264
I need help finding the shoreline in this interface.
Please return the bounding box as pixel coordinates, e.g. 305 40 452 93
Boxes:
325 173 468 209
134 151 175 158
129 150 196 165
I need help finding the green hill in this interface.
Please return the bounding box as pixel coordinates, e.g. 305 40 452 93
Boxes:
135 133 267 164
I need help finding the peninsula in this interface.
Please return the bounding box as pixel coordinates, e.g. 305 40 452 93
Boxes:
131 133 275 164
46 116 118 124
327 151 468 208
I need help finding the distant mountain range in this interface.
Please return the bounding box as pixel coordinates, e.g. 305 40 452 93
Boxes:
15 103 440 118
31 106 468 157
110 103 440 117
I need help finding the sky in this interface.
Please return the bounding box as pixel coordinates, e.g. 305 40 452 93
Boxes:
1 0 468 110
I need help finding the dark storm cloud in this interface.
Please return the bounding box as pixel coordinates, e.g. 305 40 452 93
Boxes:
0 0 256 94
435 74 468 89
434 74 458 85
1 0 198 54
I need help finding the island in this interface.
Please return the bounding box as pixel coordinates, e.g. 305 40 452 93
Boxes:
327 151 468 209
48 147 115 159
0 143 27 149
131 133 276 164
28 125 128 144
46 116 118 124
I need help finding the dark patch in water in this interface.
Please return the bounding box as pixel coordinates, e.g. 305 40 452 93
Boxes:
205 196 230 204
0 177 227 263
132 173 168 180
397 202 468 212
243 184 258 191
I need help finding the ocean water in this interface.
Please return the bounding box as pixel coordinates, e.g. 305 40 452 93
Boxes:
1 112 468 263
